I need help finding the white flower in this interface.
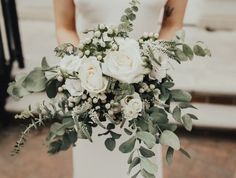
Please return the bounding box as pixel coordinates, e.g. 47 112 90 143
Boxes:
102 38 144 84
121 93 143 119
59 55 82 74
79 56 108 94
64 79 84 96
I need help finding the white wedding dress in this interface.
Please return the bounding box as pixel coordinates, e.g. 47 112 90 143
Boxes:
73 0 167 178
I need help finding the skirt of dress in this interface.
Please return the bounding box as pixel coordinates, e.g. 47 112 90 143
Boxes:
72 128 163 178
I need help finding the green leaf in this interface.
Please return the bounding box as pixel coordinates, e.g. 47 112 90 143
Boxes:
119 136 136 153
132 6 139 12
140 157 158 174
141 169 155 178
180 148 191 159
46 79 59 98
128 151 135 164
179 102 197 109
128 157 141 174
22 69 47 92
183 44 194 60
124 128 133 135
171 90 192 102
50 123 65 136
166 147 174 165
186 113 198 120
110 131 121 140
105 138 116 151
162 82 174 88
128 13 136 21
139 146 155 158
160 130 180 150
136 131 156 149
182 114 193 131
175 48 188 61
41 57 49 69
150 107 168 124
193 45 206 57
172 106 182 123
131 170 141 178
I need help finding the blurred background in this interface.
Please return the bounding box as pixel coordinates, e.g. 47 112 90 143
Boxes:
0 0 236 178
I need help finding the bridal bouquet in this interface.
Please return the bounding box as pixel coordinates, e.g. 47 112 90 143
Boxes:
8 0 210 177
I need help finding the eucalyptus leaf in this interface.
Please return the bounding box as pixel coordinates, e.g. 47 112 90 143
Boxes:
128 157 140 174
183 44 194 60
171 90 192 102
136 131 156 149
179 102 197 109
193 45 206 57
160 130 180 150
131 170 141 178
175 48 188 61
172 106 182 123
119 136 136 153
139 146 155 158
105 138 116 151
166 147 174 165
41 57 50 69
182 114 193 131
180 148 191 159
140 157 158 174
22 69 47 92
141 169 155 178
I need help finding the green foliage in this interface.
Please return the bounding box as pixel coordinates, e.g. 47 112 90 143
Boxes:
171 90 192 102
166 147 174 165
105 138 116 151
22 69 47 92
140 157 158 174
136 131 156 149
160 130 180 150
119 136 136 153
139 146 155 158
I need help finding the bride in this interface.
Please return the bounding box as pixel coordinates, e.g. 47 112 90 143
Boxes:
53 0 187 178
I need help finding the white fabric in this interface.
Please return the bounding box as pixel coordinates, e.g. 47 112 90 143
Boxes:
73 1 166 178
74 0 167 39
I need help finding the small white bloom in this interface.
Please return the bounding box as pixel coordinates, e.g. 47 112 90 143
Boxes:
57 75 63 82
107 29 113 35
121 93 143 120
92 98 98 103
100 41 106 47
58 87 63 92
102 38 144 84
64 79 84 96
85 38 92 44
97 55 103 61
99 24 105 30
59 55 82 74
78 51 84 58
79 56 108 94
112 44 118 50
94 31 101 37
139 39 144 43
68 102 74 108
92 38 99 45
150 84 155 90
85 50 90 56
105 103 111 109
139 88 145 93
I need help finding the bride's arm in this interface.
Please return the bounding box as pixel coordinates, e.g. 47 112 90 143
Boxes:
53 0 80 45
158 0 188 40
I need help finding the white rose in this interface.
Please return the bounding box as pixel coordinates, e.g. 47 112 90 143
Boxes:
59 55 82 74
64 79 84 96
79 56 108 94
121 92 143 119
102 38 144 84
